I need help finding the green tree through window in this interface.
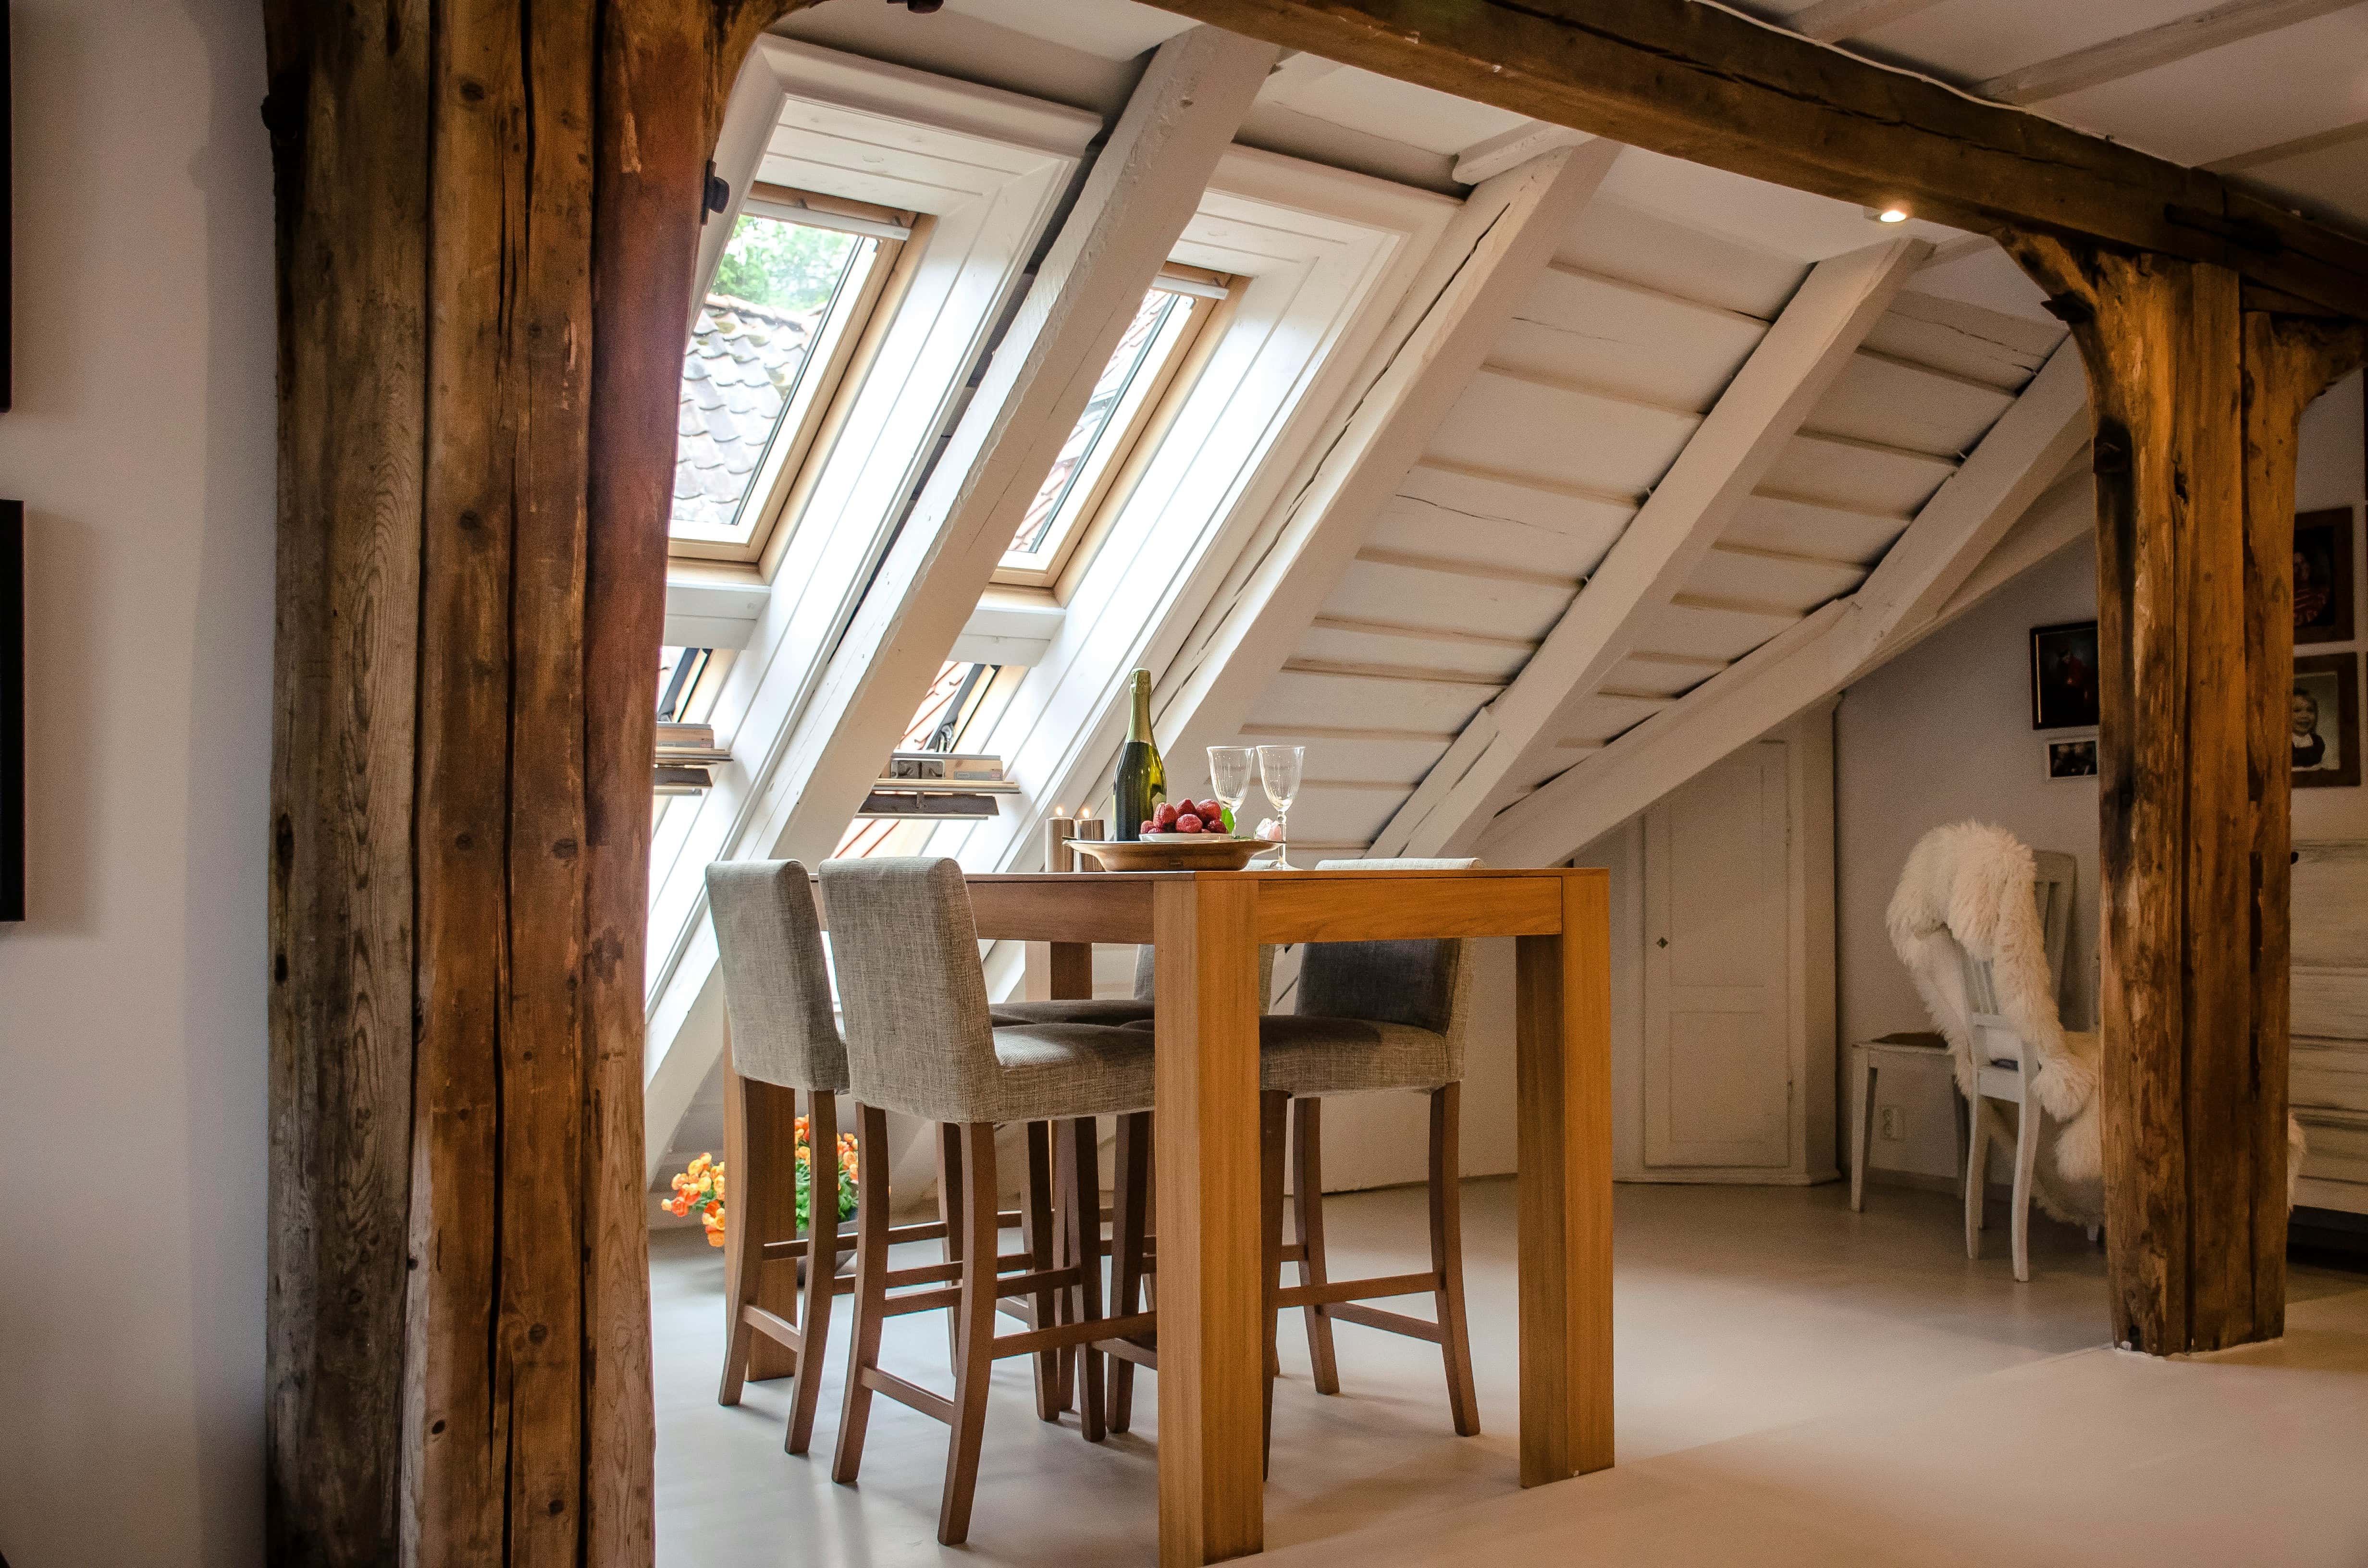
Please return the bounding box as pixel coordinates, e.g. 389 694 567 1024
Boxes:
712 214 858 314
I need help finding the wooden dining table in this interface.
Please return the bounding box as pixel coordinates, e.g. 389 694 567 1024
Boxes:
971 864 1614 1566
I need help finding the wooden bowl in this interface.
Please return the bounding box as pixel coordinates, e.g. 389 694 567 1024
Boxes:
1071 834 1282 871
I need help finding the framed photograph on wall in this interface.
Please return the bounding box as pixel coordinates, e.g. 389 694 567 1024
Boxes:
2044 736 2097 780
2293 508 2355 645
2030 619 2100 729
2291 651 2360 789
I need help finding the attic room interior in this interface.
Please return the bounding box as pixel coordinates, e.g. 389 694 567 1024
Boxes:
7 0 2368 1564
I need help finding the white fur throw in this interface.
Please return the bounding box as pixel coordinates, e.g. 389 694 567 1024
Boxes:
1887 822 2104 1223
1886 821 2305 1224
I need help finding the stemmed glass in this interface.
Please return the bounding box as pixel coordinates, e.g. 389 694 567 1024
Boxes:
1255 745 1304 870
1207 747 1255 837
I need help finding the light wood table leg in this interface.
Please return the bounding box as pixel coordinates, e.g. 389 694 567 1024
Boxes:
1514 872 1614 1487
1154 874 1264 1565
1048 940 1092 1413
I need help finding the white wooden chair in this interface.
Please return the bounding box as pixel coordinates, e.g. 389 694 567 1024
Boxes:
1960 850 2075 1282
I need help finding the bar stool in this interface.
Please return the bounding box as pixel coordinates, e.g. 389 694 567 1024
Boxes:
820 857 1161 1546
1102 860 1482 1451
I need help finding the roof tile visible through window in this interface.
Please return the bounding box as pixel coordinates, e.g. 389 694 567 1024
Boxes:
672 296 817 536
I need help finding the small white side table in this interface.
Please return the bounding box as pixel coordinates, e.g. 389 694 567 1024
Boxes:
1848 1032 1967 1211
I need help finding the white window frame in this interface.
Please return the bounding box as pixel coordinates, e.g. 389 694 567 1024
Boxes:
642 39 1098 1090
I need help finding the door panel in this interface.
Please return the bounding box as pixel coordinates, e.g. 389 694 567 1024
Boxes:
1644 742 1790 1167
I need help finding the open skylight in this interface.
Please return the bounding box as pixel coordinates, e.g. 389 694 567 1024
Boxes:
668 190 908 563
994 273 1224 589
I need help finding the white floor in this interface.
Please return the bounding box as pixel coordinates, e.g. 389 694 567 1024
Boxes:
652 1179 2368 1566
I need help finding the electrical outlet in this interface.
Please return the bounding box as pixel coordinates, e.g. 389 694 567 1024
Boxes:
1878 1106 1906 1142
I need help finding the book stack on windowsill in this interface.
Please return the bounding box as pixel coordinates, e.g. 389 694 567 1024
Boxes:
654 723 731 796
858 751 1017 820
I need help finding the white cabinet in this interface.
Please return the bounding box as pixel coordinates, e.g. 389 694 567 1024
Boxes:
1619 709 1837 1185
2294 840 2368 1218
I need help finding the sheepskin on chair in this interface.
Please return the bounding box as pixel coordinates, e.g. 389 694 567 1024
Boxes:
1887 822 2307 1225
1887 822 2105 1225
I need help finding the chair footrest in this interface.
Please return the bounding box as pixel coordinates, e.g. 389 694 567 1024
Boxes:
740 1304 803 1349
992 1310 1155 1362
1275 1271 1435 1310
859 1366 954 1424
1323 1300 1443 1343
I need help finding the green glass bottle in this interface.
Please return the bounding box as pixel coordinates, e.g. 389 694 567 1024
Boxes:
1113 669 1166 840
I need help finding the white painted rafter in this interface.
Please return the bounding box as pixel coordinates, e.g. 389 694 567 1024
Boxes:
1368 234 1930 859
1973 0 2363 106
1144 140 1627 790
1476 339 2090 867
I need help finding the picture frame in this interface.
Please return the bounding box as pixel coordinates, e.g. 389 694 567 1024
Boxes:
2044 736 2097 781
2030 619 2100 730
2291 651 2360 789
2293 508 2354 645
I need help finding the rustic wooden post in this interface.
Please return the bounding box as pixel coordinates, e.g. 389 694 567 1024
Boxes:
263 1 799 1562
2004 235 2362 1355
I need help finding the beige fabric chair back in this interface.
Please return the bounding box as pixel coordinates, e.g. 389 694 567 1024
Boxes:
705 859 848 1092
818 857 1003 1122
1297 858 1479 1079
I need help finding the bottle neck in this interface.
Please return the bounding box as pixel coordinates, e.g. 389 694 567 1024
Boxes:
1127 674 1153 745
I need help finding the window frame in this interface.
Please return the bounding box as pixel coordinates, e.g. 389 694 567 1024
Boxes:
990 266 1237 594
666 184 917 568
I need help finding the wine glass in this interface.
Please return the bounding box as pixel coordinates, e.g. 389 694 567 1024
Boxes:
1207 747 1254 836
1255 745 1303 870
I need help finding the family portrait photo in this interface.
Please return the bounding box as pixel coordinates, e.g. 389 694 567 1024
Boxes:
2292 651 2361 788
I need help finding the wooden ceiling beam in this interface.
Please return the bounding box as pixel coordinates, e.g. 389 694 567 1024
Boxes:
1132 0 2368 318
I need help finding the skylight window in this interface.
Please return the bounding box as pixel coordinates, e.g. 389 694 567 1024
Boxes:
994 270 1227 590
669 188 909 564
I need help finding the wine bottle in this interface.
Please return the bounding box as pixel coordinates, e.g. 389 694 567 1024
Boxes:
1112 668 1166 840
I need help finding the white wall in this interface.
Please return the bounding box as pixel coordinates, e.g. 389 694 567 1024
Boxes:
1837 370 2368 1186
0 3 275 1564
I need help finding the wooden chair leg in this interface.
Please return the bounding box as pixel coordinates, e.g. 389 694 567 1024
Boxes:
831 1104 894 1486
1848 1052 1875 1213
1290 1095 1340 1396
720 1064 798 1403
939 1122 1001 1546
1061 1117 1108 1444
1429 1085 1480 1436
785 1089 840 1455
1107 1110 1151 1434
1023 1120 1062 1422
2009 1098 2039 1283
1260 1089 1288 1475
935 1120 965 1364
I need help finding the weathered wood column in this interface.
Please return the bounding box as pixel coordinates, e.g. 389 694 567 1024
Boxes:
2004 235 2363 1355
263 2 795 1562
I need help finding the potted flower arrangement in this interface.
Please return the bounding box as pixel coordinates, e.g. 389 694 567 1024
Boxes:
663 1116 859 1260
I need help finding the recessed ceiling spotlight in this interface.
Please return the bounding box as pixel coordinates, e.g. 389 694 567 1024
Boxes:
1867 204 1911 224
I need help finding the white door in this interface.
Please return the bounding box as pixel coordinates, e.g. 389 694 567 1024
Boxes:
1643 741 1791 1168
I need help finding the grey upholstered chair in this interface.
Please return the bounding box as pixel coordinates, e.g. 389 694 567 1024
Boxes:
704 859 856 1457
818 857 1160 1547
1260 857 1481 1441
1098 859 1482 1453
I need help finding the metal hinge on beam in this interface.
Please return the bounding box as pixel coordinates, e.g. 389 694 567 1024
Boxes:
702 162 730 225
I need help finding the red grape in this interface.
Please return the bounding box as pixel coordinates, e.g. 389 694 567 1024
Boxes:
1139 820 1157 835
1177 814 1202 833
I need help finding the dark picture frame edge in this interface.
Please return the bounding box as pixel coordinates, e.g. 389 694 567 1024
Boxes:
1 501 21 919
2293 506 2355 646
2030 618 2101 730
2292 650 2361 790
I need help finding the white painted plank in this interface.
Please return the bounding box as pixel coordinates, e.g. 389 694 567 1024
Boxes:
1555 196 1806 320
1428 367 1700 496
1492 265 1767 413
1235 725 1456 788
1249 667 1500 735
1974 0 2363 105
1812 352 2017 458
1764 430 1958 516
1289 780 1419 845
1606 652 1726 699
1368 236 1926 860
1321 555 1576 641
1645 598 1809 662
1452 121 1593 184
1563 690 1677 744
1296 619 1536 682
1365 487 1624 579
1862 291 2063 390
1725 492 1911 566
1683 542 1867 609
